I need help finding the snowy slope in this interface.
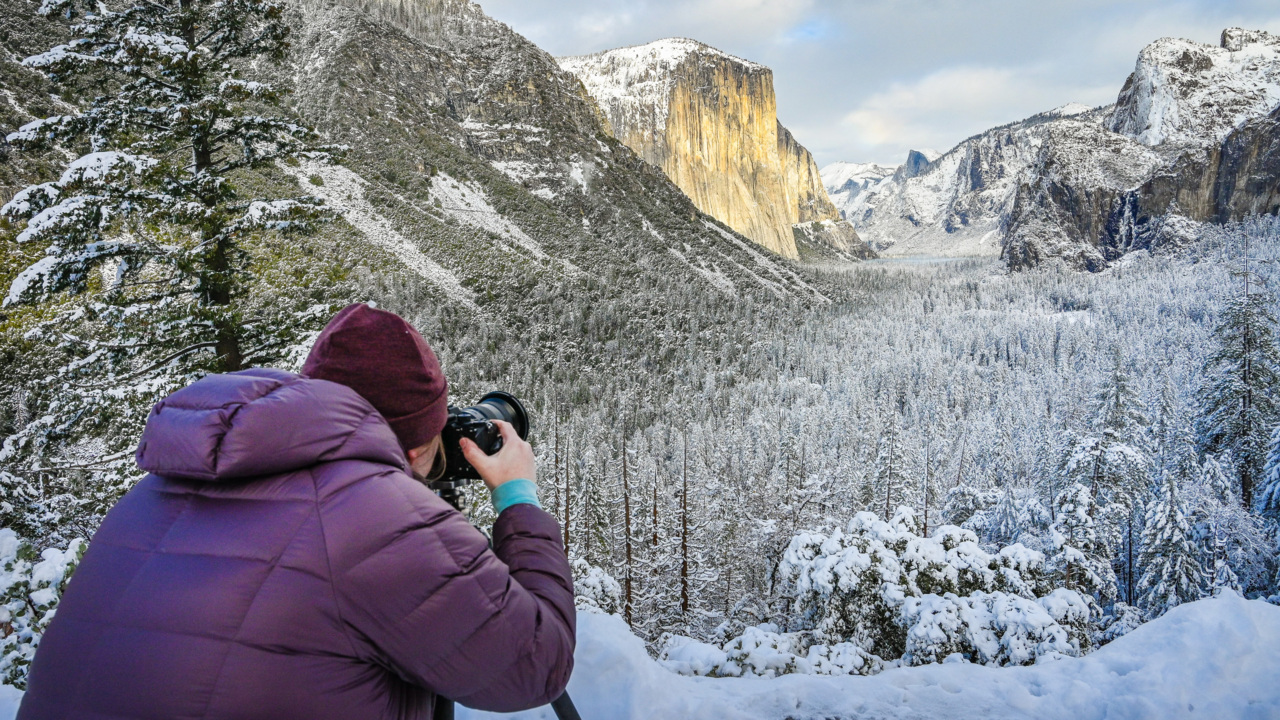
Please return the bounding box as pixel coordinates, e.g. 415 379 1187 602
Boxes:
458 592 1280 720
821 104 1145 257
820 161 898 221
820 161 898 193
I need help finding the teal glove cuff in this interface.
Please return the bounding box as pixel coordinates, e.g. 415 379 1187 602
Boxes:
491 478 541 514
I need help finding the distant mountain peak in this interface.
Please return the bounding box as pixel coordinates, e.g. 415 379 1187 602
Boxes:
1111 28 1280 147
1048 102 1094 117
559 37 766 74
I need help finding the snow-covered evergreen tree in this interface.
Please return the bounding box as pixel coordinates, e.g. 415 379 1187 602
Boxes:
0 529 84 688
1137 472 1206 617
1062 354 1150 504
1187 453 1272 596
1259 422 1280 519
1208 523 1242 595
988 485 1027 546
1 0 339 540
873 414 909 520
1197 280 1280 511
1047 483 1117 606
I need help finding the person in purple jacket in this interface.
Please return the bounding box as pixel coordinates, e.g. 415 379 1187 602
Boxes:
18 304 575 720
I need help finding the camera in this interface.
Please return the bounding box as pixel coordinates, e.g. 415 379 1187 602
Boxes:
430 392 529 505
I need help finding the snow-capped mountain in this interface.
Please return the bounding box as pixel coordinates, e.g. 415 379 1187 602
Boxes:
1112 28 1280 149
559 39 867 260
825 28 1280 268
820 161 897 218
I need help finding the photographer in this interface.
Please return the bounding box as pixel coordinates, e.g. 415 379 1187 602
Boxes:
18 304 575 720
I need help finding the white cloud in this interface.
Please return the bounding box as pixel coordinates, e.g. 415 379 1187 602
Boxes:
673 0 815 44
479 0 817 55
478 0 1280 165
837 66 1117 164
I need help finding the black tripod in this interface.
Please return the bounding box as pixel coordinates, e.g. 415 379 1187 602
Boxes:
434 692 581 720
431 482 583 720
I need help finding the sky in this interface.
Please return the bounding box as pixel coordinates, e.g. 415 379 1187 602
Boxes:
475 0 1280 168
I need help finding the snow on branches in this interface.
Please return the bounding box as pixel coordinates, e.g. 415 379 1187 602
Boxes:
0 529 85 689
0 0 345 554
658 508 1091 679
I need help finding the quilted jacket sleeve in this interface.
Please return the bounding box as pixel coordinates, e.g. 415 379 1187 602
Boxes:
321 469 575 712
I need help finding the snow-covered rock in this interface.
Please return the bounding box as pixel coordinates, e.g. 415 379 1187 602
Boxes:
819 160 897 219
1111 28 1280 148
453 591 1280 720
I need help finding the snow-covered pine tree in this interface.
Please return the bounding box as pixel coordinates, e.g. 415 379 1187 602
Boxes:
988 485 1026 546
1208 522 1242 595
1 0 338 540
1187 452 1274 596
874 414 909 521
1047 483 1117 606
1137 472 1206 617
1062 353 1150 504
1260 423 1280 519
1059 354 1151 601
1197 274 1280 511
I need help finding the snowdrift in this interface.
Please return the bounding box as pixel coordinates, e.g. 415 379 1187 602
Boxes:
1 593 1274 719
461 592 1279 720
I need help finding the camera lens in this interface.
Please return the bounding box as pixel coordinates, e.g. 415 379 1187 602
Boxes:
474 391 529 439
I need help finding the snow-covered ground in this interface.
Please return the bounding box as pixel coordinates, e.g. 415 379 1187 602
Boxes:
460 592 1279 720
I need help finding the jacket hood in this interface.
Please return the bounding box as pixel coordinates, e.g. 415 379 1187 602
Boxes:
136 369 407 482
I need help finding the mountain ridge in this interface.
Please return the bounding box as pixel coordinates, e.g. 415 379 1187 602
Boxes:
823 27 1280 267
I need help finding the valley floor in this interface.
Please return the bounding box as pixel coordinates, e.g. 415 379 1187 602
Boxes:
460 593 1279 720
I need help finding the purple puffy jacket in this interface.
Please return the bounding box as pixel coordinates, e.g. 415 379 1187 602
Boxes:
18 369 575 719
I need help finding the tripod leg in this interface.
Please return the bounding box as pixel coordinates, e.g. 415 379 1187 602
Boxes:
550 692 582 720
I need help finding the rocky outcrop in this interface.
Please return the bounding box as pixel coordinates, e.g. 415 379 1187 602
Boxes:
896 149 940 181
1110 28 1280 149
793 220 877 262
271 0 834 307
1005 29 1280 268
558 39 854 259
1014 104 1280 268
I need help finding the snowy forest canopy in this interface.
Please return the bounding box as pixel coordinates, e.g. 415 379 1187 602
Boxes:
545 225 1280 669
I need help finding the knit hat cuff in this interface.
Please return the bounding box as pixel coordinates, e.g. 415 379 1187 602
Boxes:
389 395 449 453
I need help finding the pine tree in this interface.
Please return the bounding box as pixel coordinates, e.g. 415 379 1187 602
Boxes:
875 414 909 521
1259 422 1280 519
1048 483 1118 606
1137 473 1206 617
1197 270 1280 511
1062 353 1150 505
1 0 338 537
988 485 1026 546
1208 522 1242 595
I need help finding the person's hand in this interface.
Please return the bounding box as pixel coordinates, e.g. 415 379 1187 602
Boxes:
459 419 536 491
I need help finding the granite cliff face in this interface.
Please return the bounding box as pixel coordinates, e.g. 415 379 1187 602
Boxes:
824 29 1280 268
559 39 854 259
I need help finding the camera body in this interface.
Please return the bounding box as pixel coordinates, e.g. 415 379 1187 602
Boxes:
432 392 529 503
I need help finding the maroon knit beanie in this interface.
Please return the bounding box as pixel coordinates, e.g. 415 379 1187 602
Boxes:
302 304 448 452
